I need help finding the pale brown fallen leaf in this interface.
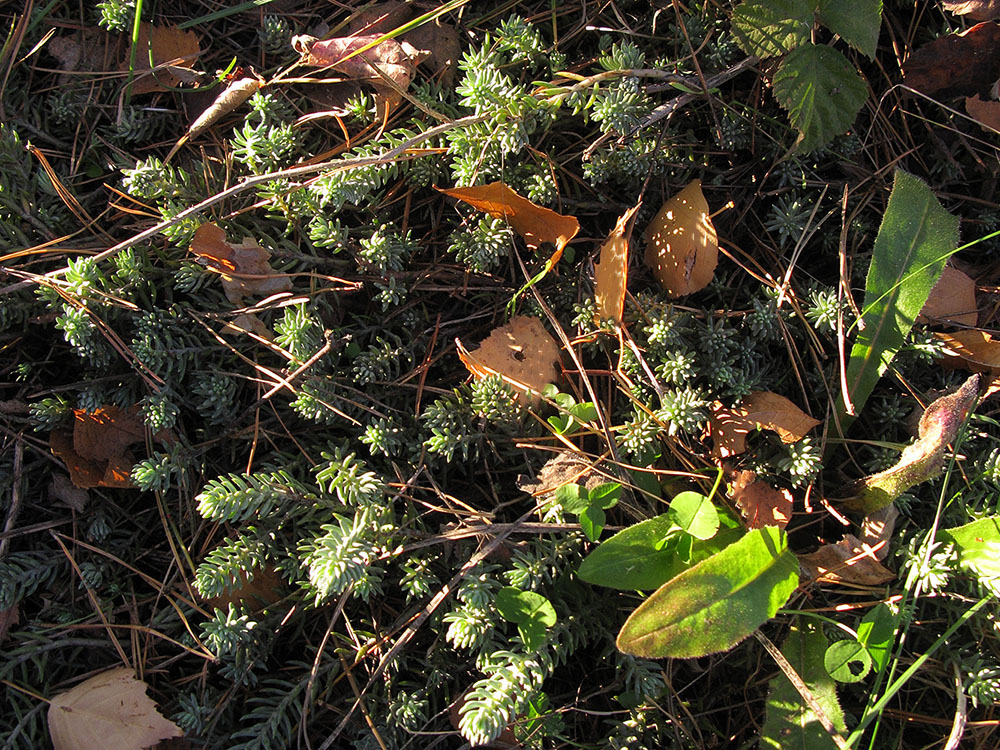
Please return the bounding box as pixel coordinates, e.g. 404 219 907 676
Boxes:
918 265 978 326
438 182 580 264
189 223 293 304
935 331 1000 395
517 451 605 496
456 316 561 405
708 391 821 458
50 406 147 489
799 534 896 585
48 668 183 750
644 180 718 297
203 565 285 611
166 74 265 161
943 0 1000 20
127 23 201 95
346 1 413 34
594 204 641 325
220 313 273 340
966 93 1000 133
729 470 793 530
860 505 899 562
292 34 416 113
403 19 462 87
49 472 89 512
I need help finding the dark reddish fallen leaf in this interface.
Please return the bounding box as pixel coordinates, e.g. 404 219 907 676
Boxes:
965 94 1000 133
943 0 1000 20
729 470 793 530
903 22 1000 99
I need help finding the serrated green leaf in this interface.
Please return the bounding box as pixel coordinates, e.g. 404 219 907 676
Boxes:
857 603 895 671
732 0 815 57
616 526 799 658
824 640 872 682
762 619 847 749
837 170 959 431
578 513 744 590
817 0 882 57
772 44 868 152
668 491 720 541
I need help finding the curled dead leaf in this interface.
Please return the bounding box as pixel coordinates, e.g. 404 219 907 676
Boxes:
456 317 561 405
594 204 641 325
189 223 293 304
918 265 978 327
799 534 895 585
438 182 580 264
48 668 183 750
126 23 201 95
708 391 821 458
943 0 1000 20
729 470 793 530
644 180 718 298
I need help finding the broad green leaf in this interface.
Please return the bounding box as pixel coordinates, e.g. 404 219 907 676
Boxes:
817 0 882 58
578 513 744 590
616 526 799 658
517 618 547 651
857 603 895 671
772 45 868 153
838 170 959 431
732 0 814 58
762 619 847 749
580 505 606 541
668 491 720 541
824 640 872 682
569 402 598 423
555 483 589 515
940 516 1000 591
496 587 557 624
589 482 622 508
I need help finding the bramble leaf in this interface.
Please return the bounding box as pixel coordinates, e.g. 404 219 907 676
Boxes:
817 0 883 57
772 44 868 152
732 0 815 57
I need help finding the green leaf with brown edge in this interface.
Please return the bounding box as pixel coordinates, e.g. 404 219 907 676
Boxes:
578 511 744 591
836 170 959 435
616 526 798 658
761 619 847 750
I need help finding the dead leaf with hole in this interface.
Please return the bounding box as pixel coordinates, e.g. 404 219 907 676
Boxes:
799 534 895 585
292 34 417 114
48 668 183 750
438 182 580 265
903 22 1000 99
707 391 821 458
126 23 201 95
594 204 641 325
943 0 1000 20
918 265 978 326
202 565 285 612
49 473 89 512
729 470 793 530
49 406 147 489
644 180 718 298
189 223 292 304
456 316 561 405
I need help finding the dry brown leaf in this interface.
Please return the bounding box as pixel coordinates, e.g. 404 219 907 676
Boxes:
708 391 821 458
403 19 462 87
456 316 561 405
346 1 413 34
127 23 201 95
517 451 605 496
918 265 978 326
594 204 641 325
965 93 1000 133
292 34 416 112
48 668 183 750
935 329 1000 374
729 470 793 530
438 182 580 264
189 223 292 304
49 473 89 512
903 22 1000 99
799 534 896 585
50 406 147 489
943 0 1000 19
203 565 285 611
644 180 718 298
166 74 265 161
220 313 273 340
0 605 19 643
860 505 899 562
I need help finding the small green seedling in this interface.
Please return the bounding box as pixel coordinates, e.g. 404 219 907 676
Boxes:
555 481 621 541
495 587 558 651
543 385 598 435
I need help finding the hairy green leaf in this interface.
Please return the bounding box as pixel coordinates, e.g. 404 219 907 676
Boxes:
578 513 744 591
772 44 868 152
762 619 847 749
732 0 815 57
838 170 959 431
616 526 799 658
817 0 883 57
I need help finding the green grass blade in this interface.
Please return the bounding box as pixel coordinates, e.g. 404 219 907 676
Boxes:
836 170 958 433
